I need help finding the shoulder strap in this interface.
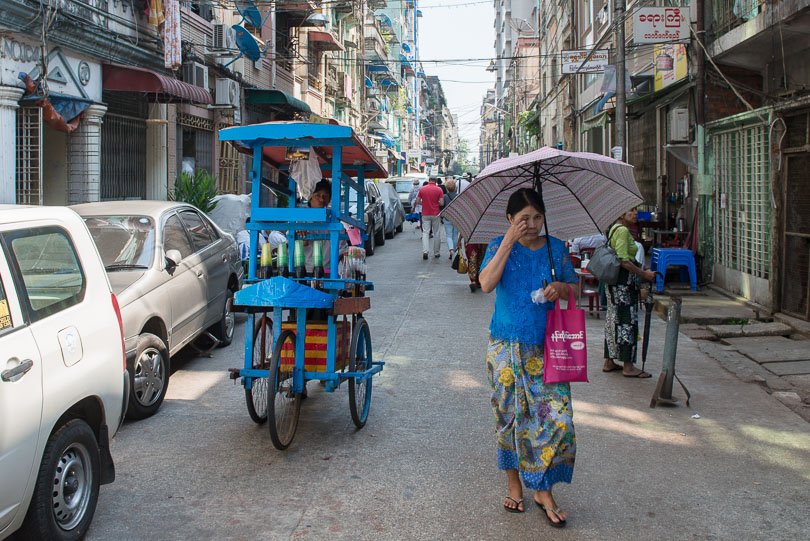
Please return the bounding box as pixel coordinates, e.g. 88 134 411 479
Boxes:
607 224 624 243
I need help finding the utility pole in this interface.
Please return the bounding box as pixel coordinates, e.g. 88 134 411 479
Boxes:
614 0 626 161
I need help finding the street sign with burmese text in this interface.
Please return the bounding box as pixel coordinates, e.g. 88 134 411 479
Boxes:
561 50 609 74
633 7 689 43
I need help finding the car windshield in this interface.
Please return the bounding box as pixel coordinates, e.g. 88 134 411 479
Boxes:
394 181 412 193
83 215 156 270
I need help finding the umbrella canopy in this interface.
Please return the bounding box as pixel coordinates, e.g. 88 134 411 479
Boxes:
442 147 643 244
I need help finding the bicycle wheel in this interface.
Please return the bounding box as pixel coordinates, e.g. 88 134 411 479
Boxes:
268 329 301 450
348 318 373 428
245 315 272 424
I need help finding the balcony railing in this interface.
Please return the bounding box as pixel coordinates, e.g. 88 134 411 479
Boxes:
710 0 765 39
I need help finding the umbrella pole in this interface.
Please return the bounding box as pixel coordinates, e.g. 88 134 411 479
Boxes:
534 170 558 283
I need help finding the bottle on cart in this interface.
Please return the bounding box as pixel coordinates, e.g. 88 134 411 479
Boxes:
294 239 306 279
580 251 589 272
311 240 324 289
259 243 272 279
277 241 289 278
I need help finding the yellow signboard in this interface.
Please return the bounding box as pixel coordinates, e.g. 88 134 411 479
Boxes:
654 44 687 92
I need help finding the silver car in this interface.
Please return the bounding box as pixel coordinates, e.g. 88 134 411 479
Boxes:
72 201 243 419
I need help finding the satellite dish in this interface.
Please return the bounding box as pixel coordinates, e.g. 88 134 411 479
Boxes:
508 18 536 36
222 24 269 67
234 0 265 29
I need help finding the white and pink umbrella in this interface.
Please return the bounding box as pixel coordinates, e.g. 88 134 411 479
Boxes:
443 147 643 244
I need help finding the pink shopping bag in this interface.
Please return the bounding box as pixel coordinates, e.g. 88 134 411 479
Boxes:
543 285 589 384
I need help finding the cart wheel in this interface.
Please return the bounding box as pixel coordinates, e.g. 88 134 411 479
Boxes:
348 317 373 428
245 315 272 424
268 329 301 450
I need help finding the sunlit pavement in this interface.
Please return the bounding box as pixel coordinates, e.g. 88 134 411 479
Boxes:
88 224 810 540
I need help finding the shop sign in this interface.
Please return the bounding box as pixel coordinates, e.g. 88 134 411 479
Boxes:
633 8 688 44
561 50 609 74
406 149 421 160
375 150 389 159
653 44 688 91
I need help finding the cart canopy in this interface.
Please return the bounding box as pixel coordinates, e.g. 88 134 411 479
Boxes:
220 121 388 179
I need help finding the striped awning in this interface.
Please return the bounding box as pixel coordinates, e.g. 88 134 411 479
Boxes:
102 64 212 104
441 147 643 243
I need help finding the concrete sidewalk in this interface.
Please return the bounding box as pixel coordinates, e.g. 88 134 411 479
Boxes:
652 286 810 421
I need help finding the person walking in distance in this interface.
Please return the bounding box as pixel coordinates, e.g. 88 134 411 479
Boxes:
443 179 460 259
415 177 444 260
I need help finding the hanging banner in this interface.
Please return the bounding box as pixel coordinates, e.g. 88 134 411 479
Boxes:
561 50 609 74
633 7 689 44
654 44 688 91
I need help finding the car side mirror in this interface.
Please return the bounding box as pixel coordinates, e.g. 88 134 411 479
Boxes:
165 249 182 269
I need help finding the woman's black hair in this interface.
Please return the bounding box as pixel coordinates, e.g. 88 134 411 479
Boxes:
506 188 546 218
313 179 331 195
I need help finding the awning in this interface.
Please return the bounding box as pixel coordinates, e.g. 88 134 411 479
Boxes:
102 64 212 104
580 111 609 133
308 30 344 51
376 13 393 28
245 89 312 115
388 148 404 161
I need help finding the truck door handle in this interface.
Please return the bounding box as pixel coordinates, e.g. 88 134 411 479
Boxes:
196 271 204 278
2 359 34 382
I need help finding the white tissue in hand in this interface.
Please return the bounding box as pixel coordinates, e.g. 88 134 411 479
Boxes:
530 288 547 304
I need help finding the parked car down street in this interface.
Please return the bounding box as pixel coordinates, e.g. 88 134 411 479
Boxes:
349 181 386 256
72 201 243 420
377 181 406 238
0 205 127 541
385 176 417 213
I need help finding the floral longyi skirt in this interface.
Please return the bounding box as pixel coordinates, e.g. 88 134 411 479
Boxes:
486 338 576 491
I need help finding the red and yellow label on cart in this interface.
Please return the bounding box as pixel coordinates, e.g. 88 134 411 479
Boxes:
280 321 350 372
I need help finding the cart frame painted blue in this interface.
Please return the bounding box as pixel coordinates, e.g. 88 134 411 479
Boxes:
220 121 387 449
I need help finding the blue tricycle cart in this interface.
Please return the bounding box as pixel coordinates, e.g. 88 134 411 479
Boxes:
219 122 386 450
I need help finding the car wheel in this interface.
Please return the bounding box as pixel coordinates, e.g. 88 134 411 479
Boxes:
126 333 170 420
210 288 235 347
365 222 375 256
19 419 100 541
375 218 386 245
385 221 394 240
395 223 404 234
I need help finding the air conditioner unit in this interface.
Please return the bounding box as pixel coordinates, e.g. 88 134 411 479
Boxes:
182 62 209 89
211 24 235 52
215 78 240 107
668 107 689 142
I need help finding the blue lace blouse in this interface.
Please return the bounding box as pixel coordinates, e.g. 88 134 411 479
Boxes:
481 235 578 345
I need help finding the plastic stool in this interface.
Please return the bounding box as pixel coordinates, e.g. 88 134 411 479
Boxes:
651 248 697 292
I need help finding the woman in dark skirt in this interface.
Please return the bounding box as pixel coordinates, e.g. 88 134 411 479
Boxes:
602 208 657 377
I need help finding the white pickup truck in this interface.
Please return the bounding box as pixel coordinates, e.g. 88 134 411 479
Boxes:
0 206 127 540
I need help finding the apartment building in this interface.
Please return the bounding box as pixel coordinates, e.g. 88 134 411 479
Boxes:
2 0 427 205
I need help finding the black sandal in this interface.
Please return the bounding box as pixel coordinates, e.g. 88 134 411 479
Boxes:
536 502 567 528
503 496 524 513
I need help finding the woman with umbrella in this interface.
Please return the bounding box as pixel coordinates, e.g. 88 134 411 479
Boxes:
602 208 657 377
479 188 578 527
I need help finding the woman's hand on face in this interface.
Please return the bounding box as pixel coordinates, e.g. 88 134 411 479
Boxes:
504 219 528 246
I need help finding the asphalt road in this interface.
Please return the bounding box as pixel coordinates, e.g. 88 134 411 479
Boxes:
88 226 810 540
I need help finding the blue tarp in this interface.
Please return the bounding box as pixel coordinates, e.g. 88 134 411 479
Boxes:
235 276 334 309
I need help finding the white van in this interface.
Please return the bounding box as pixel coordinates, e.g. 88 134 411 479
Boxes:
0 206 127 540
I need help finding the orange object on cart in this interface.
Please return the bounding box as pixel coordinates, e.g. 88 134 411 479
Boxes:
280 321 350 372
